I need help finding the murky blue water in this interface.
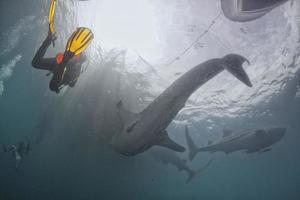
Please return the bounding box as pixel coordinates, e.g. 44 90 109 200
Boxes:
0 0 300 199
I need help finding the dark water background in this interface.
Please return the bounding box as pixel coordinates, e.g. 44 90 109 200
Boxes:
1 0 300 199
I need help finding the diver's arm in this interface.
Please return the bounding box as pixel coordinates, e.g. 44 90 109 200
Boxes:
68 54 87 87
68 63 82 87
31 35 56 71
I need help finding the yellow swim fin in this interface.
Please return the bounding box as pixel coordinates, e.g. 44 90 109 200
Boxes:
65 27 94 56
48 0 57 35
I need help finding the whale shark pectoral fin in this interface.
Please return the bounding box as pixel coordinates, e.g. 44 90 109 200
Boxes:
116 100 140 127
154 130 185 152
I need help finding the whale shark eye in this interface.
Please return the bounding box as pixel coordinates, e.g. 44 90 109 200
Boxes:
126 121 138 133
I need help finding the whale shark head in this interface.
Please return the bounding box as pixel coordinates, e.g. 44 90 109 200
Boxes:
254 127 286 146
266 127 286 141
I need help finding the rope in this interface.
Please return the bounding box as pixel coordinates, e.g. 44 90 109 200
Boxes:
166 12 222 66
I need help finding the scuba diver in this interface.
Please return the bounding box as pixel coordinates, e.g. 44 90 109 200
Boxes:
32 0 93 93
3 141 32 173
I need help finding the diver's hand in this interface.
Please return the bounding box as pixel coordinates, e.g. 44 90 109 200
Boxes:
50 32 57 47
45 29 57 47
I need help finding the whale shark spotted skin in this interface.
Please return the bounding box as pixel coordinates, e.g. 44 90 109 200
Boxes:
111 54 252 156
185 126 286 161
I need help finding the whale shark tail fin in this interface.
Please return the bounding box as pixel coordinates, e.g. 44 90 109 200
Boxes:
186 159 213 183
185 125 199 161
223 54 252 87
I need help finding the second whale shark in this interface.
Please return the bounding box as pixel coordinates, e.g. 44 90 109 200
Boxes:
185 125 286 161
111 54 252 156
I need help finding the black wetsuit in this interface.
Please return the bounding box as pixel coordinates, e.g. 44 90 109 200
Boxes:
32 36 86 92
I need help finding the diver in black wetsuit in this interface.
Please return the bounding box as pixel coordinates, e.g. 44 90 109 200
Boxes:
3 141 31 173
32 0 93 93
31 31 87 93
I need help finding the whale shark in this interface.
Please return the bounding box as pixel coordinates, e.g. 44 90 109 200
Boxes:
185 125 286 161
151 148 212 183
111 54 252 156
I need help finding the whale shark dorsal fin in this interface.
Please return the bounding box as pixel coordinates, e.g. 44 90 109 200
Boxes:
155 130 185 152
116 101 140 127
223 128 233 138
